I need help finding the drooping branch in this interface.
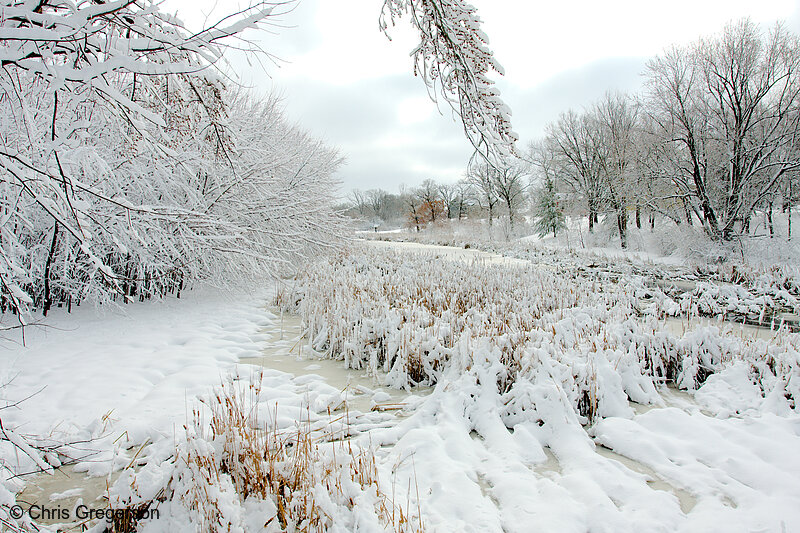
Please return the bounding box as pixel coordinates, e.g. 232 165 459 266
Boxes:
381 0 517 161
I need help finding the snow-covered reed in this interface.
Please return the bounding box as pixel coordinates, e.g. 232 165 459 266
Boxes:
287 247 799 424
375 234 800 328
108 376 420 532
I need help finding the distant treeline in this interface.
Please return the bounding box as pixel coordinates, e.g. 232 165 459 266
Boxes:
347 19 800 247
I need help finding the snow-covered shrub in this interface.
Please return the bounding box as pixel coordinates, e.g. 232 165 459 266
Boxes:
0 5 347 320
289 245 800 427
108 377 419 532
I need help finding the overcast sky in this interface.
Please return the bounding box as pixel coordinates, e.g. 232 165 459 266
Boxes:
167 0 800 195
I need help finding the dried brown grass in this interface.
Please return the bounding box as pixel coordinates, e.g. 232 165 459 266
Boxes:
111 377 421 532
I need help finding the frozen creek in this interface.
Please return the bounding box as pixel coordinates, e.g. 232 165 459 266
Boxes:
13 305 430 527
6 240 800 531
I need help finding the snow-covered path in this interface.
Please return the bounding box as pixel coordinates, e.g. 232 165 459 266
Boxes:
366 239 530 267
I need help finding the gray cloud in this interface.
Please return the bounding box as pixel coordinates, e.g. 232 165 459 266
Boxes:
503 56 649 144
269 76 420 143
204 0 797 196
260 75 472 192
268 56 649 193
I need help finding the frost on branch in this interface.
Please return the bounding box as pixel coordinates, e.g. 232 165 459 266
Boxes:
381 0 518 160
0 1 345 321
0 0 273 82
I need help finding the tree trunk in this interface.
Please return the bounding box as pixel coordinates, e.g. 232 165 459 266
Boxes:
789 182 793 241
742 214 751 235
650 213 655 231
767 201 774 238
617 209 628 249
686 134 720 238
42 223 59 316
635 205 641 229
682 197 693 226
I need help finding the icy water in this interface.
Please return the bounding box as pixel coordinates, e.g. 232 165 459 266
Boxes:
16 307 429 527
238 309 430 415
662 315 787 341
15 467 121 528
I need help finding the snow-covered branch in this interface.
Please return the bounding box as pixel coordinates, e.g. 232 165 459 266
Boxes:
381 0 517 161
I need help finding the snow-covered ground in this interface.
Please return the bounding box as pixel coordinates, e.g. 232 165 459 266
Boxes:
2 241 800 532
0 285 425 530
289 241 800 532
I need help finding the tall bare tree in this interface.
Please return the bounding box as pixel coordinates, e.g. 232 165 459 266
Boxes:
491 164 528 232
366 189 390 221
438 183 457 219
453 178 474 220
349 190 369 217
644 20 800 240
467 163 500 226
544 110 606 233
593 92 640 248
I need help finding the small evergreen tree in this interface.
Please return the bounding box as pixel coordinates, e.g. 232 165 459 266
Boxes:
534 176 566 238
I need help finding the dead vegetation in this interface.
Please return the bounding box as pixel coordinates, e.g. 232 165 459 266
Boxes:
108 376 422 532
284 247 800 424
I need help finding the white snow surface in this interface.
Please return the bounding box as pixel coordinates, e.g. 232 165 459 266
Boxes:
1 288 275 477
1 242 800 531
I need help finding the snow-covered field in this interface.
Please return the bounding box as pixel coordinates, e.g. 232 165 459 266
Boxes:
2 241 800 532
284 241 800 531
0 285 426 531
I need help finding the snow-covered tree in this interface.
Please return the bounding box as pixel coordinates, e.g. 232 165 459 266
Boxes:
453 178 474 220
533 174 565 238
544 110 606 233
644 20 800 240
413 179 444 224
366 189 390 222
467 162 499 226
592 92 640 248
399 185 423 231
438 182 458 219
491 163 528 232
0 1 341 319
348 189 369 218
